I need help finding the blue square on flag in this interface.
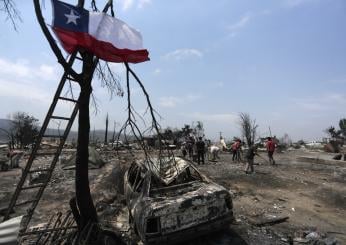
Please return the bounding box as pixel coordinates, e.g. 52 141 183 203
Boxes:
52 0 88 33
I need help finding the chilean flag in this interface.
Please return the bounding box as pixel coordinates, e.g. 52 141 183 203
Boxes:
51 0 149 63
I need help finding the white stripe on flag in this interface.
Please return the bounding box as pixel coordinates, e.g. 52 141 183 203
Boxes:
88 12 144 50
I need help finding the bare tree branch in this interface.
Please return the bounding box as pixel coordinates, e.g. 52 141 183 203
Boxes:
0 0 22 31
90 93 100 115
124 63 162 136
95 61 124 99
90 0 98 11
101 0 113 13
115 62 177 172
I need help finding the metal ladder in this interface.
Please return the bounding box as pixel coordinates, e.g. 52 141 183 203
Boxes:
2 52 81 232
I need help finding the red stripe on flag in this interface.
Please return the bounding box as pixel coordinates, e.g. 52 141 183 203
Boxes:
53 27 149 63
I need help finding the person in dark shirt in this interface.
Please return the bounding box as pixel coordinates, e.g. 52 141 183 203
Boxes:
181 142 187 158
245 145 257 174
196 137 206 165
186 136 195 159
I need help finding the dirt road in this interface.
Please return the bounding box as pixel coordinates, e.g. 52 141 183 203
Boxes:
197 149 346 244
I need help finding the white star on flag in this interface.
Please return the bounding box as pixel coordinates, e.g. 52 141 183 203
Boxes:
64 9 80 25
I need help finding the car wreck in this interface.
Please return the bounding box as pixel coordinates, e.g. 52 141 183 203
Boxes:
124 156 234 244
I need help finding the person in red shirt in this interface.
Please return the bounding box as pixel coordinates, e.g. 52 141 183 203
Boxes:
266 137 276 165
231 139 240 162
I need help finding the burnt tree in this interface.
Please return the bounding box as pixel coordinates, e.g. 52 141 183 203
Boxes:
33 0 115 230
239 112 258 147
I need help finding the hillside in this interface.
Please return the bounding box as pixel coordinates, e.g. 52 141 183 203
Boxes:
0 119 12 142
0 118 123 143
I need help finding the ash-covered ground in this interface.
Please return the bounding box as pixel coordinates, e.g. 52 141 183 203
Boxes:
1 148 345 244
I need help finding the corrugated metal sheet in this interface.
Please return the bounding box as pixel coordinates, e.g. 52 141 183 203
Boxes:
0 216 23 245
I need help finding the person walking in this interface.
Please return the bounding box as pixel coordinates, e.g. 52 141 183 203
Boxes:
245 145 257 174
231 139 240 162
196 137 205 165
266 137 276 165
231 140 238 162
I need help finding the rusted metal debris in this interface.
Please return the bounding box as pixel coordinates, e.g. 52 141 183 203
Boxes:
251 215 289 227
20 211 77 244
124 156 234 244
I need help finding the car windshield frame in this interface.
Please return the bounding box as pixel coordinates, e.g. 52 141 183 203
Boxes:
149 165 204 194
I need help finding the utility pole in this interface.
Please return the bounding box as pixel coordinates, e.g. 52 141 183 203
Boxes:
92 126 95 143
104 113 109 145
112 121 117 144
269 126 272 137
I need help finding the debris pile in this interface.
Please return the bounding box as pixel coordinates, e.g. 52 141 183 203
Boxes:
60 146 105 170
292 229 339 245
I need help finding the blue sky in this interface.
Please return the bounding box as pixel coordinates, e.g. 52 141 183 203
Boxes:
1 0 346 141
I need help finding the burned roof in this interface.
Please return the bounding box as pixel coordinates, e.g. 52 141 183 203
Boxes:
139 156 191 185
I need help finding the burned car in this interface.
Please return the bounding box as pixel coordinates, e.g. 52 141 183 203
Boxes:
124 157 234 244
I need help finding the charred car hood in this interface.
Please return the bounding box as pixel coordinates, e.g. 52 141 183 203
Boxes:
141 182 230 216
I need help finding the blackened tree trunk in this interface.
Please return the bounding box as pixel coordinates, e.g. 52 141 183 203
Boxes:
75 52 98 228
33 0 115 232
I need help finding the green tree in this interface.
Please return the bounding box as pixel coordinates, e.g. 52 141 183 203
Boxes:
193 121 204 138
10 112 39 149
339 118 346 137
181 124 193 137
163 127 174 140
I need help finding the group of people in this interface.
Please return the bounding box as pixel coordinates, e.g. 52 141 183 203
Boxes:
180 136 277 173
181 136 204 164
181 136 221 165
